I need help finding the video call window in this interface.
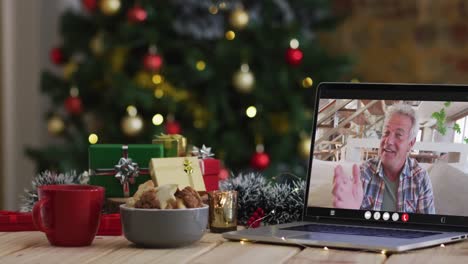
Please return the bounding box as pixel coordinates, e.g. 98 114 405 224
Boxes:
308 99 468 217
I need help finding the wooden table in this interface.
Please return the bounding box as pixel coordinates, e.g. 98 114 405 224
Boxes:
1 231 468 263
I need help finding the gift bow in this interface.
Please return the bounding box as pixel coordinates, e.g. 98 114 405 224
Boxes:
93 145 147 197
114 155 139 185
191 145 214 159
113 145 140 197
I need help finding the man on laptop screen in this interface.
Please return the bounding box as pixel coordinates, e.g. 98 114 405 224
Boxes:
332 102 435 214
224 83 468 252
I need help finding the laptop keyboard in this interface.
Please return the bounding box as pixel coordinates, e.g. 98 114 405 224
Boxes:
282 224 440 239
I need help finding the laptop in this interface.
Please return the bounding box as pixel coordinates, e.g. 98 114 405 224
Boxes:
223 82 468 252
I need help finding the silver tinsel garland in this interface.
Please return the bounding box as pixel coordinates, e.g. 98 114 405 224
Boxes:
219 172 305 225
19 170 89 212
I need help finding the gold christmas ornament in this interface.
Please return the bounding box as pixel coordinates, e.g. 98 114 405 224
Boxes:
208 5 218 14
84 112 102 132
63 62 78 80
229 8 249 30
110 47 128 72
90 33 105 56
232 64 254 93
270 113 289 134
100 0 121 16
47 115 65 135
225 30 236 40
134 71 153 89
121 115 143 136
298 137 312 159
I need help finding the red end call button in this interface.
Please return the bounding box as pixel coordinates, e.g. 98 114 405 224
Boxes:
402 213 409 222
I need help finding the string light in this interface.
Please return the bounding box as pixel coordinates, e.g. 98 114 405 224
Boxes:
126 105 137 117
240 63 250 72
152 74 163 84
247 208 276 229
154 88 164 98
290 39 299 49
218 1 227 10
246 106 257 118
302 77 313 88
152 114 164 125
70 86 79 97
196 60 206 71
88 134 98 144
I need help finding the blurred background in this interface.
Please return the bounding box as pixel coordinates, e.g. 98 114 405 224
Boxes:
2 0 467 210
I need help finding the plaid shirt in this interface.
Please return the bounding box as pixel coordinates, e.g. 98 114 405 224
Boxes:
360 157 435 214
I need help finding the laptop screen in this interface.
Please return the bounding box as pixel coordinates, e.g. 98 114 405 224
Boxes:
306 83 468 227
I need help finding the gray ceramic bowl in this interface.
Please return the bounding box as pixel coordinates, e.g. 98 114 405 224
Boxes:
120 204 209 248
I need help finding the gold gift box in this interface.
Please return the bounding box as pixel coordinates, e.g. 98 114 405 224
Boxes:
149 157 206 192
152 133 187 157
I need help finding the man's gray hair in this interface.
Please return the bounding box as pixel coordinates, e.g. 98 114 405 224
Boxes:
384 102 419 140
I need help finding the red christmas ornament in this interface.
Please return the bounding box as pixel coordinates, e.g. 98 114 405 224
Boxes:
285 47 303 66
82 0 98 12
250 151 270 170
143 53 163 71
50 47 65 65
165 120 181 135
64 96 83 115
218 168 230 180
127 5 147 23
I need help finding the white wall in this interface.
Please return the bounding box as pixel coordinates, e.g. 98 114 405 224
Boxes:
1 0 73 210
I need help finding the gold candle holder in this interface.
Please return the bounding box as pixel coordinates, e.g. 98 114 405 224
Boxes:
208 190 238 233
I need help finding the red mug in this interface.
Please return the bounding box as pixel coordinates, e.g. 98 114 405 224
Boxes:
33 184 105 247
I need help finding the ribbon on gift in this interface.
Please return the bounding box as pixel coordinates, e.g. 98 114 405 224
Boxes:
93 145 148 197
183 158 195 188
152 133 187 157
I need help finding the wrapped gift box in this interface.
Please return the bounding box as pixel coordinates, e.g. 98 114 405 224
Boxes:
0 211 35 231
152 134 186 157
96 214 122 236
0 211 121 236
149 156 206 192
200 158 221 191
89 144 164 197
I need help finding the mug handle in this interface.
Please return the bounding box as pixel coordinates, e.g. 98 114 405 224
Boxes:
32 199 53 234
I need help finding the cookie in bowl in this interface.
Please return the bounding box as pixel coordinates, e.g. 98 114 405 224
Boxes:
120 181 208 248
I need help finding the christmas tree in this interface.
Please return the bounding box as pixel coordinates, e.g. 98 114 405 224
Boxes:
27 0 350 178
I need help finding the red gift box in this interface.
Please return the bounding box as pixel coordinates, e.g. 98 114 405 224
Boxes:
0 210 122 236
0 211 35 231
199 158 220 191
97 213 122 236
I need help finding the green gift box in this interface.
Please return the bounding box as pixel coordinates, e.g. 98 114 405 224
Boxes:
89 144 164 198
152 133 187 157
